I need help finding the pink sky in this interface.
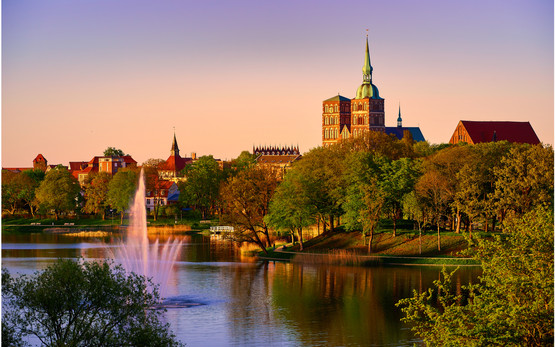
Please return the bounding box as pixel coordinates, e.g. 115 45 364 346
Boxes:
2 0 553 167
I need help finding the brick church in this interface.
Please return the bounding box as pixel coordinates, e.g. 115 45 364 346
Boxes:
322 35 424 146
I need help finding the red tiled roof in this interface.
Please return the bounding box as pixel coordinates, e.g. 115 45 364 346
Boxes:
161 155 191 173
122 155 137 164
33 154 46 162
461 121 540 144
69 161 88 172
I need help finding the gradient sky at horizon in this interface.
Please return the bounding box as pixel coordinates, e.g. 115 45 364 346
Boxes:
2 0 553 167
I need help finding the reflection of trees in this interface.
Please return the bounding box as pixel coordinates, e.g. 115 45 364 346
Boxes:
225 262 278 346
269 263 480 346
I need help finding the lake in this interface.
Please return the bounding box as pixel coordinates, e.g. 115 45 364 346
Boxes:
2 231 481 346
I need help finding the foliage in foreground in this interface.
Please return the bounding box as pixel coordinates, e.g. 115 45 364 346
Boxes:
2 259 183 347
396 207 554 346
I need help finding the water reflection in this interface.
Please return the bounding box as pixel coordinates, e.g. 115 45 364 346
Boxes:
2 232 481 346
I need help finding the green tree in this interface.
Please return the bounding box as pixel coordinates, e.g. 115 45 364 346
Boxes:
229 150 256 173
103 147 126 157
2 170 21 215
397 207 554 346
2 258 183 346
265 169 316 250
83 172 112 220
34 168 81 220
342 151 385 253
179 155 223 219
292 145 346 232
493 144 554 219
415 170 450 250
107 168 138 224
220 164 279 253
380 158 421 236
454 142 511 234
20 169 45 217
402 191 430 254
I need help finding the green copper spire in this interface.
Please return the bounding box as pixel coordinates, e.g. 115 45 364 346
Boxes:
355 33 382 100
362 34 373 82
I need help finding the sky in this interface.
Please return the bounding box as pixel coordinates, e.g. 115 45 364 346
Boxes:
2 0 553 167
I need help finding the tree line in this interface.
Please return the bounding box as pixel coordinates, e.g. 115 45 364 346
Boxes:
3 135 553 254
219 132 553 253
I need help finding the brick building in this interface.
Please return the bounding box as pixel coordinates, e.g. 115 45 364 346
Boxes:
322 35 424 146
449 120 540 145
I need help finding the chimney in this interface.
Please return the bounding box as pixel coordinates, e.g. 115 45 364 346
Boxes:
191 152 197 160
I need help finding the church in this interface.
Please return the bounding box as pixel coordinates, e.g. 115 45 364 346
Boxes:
322 35 424 146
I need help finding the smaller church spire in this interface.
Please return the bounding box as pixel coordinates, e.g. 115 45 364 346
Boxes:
397 103 403 128
170 130 180 157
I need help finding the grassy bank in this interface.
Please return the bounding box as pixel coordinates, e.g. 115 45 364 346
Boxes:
258 226 482 266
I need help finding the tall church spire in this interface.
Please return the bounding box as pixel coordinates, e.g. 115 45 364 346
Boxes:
355 31 381 100
362 31 373 83
170 130 180 157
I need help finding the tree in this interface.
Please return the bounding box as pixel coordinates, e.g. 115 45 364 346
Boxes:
342 151 385 253
20 169 45 217
103 147 126 157
265 169 316 250
179 155 223 219
380 158 421 236
493 144 554 219
415 170 450 251
292 146 346 232
107 168 138 224
396 207 554 346
2 258 183 346
2 170 21 215
83 172 112 219
402 191 430 254
34 168 81 220
229 150 256 174
220 164 279 253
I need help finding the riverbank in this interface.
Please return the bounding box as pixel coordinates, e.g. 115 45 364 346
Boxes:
258 229 481 266
1 216 216 234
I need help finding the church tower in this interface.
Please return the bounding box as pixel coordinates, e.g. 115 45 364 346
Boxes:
351 34 385 137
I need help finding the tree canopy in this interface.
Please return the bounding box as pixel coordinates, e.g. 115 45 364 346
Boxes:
2 258 183 346
396 207 554 346
103 147 126 157
107 168 138 223
34 168 81 220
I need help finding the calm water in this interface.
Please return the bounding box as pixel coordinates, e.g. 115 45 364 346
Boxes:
2 232 480 346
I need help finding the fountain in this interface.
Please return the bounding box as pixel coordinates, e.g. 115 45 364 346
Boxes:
114 169 182 299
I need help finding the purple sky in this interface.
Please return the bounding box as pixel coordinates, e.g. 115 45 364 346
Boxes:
3 0 553 167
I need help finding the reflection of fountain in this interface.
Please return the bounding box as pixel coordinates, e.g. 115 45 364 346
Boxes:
114 169 182 298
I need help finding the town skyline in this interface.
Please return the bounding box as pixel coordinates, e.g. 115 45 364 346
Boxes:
3 0 553 167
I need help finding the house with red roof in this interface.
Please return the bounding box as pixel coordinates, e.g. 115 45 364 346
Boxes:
449 120 540 145
159 134 193 182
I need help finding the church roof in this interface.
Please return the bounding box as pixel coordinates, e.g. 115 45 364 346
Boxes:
458 120 540 144
385 127 426 142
